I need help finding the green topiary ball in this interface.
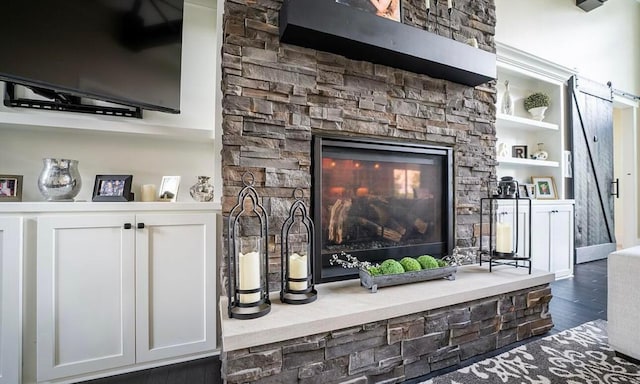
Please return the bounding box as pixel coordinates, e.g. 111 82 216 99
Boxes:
380 259 405 275
367 266 382 276
400 257 422 272
523 92 550 111
437 259 447 268
417 255 439 269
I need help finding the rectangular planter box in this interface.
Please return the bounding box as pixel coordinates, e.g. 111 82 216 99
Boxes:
359 266 457 292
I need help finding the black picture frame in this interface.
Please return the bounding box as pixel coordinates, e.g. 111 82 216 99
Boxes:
512 145 528 159
0 175 23 202
92 175 134 202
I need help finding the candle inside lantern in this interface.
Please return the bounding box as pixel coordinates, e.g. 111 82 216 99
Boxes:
239 251 261 303
141 184 156 202
495 222 513 253
288 253 308 291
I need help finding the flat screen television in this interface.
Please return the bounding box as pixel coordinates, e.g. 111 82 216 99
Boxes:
0 0 184 114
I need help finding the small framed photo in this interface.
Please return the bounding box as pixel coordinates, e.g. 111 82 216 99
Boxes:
92 175 133 202
532 176 557 199
0 175 23 202
526 183 536 199
159 176 181 202
518 184 530 198
512 145 528 159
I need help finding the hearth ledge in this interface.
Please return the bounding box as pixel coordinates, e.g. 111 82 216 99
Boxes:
220 264 554 351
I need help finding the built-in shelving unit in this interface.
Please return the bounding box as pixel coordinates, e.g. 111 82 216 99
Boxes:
495 43 575 199
279 0 496 86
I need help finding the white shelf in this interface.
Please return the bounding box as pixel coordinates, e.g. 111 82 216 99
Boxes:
496 113 558 131
497 157 559 168
0 109 214 142
0 201 221 213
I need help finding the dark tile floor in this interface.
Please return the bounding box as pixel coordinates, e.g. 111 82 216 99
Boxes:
83 259 607 384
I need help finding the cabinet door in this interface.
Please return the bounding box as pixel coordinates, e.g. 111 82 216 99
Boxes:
0 217 22 384
531 208 551 272
135 213 216 363
37 214 136 381
549 205 574 279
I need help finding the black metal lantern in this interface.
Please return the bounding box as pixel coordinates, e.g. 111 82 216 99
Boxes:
227 172 271 319
281 188 317 304
479 176 532 273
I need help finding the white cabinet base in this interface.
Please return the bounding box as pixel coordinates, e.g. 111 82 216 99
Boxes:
0 217 23 384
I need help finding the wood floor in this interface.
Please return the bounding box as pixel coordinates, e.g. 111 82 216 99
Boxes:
83 259 607 384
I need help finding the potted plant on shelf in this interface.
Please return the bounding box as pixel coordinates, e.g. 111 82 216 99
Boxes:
523 92 550 121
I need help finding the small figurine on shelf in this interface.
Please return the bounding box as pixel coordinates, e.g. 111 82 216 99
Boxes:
530 143 549 160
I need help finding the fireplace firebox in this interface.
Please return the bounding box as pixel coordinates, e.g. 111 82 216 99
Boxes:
313 137 454 283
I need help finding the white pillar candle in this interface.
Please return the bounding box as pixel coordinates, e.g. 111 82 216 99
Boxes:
425 0 430 11
495 222 513 253
141 184 156 202
288 253 308 291
447 0 452 9
239 251 261 303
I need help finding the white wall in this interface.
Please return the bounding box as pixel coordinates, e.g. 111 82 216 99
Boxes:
496 0 640 95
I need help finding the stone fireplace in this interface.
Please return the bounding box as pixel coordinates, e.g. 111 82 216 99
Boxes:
219 2 556 383
221 0 498 292
313 136 454 283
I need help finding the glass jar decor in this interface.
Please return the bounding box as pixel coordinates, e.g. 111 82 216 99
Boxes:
37 158 82 201
189 176 214 202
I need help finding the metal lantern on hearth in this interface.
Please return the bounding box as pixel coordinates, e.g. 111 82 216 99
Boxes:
227 172 271 319
479 176 532 273
281 188 317 304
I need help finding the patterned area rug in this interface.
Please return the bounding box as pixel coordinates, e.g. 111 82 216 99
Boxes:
421 320 640 384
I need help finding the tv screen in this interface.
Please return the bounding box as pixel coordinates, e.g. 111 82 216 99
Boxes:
0 0 184 114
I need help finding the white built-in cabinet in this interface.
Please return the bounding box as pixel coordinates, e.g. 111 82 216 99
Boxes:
35 208 216 382
0 216 22 384
499 201 574 279
495 44 576 277
531 203 574 279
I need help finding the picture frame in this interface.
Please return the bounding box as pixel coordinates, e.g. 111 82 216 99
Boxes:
531 176 557 200
92 175 134 202
512 145 528 159
335 0 402 22
526 183 536 199
0 175 23 202
159 176 181 202
518 184 530 198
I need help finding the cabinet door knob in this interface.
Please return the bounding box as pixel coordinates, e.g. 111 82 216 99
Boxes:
124 223 132 229
137 223 145 229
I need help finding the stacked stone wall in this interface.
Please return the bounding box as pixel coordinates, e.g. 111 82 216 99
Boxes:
221 285 553 383
220 0 498 292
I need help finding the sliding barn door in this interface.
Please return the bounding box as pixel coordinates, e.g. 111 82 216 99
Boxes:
569 76 616 263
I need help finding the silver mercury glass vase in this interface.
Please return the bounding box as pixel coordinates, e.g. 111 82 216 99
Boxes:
37 158 82 201
189 176 214 202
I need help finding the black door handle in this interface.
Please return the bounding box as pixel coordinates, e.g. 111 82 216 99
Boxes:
137 223 145 229
612 178 620 198
124 223 132 229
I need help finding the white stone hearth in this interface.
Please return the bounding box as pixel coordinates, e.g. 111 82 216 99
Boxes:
220 265 554 351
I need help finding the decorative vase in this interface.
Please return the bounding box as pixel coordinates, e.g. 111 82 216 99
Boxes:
37 158 82 201
532 143 549 160
189 176 214 202
500 80 514 115
527 106 548 121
